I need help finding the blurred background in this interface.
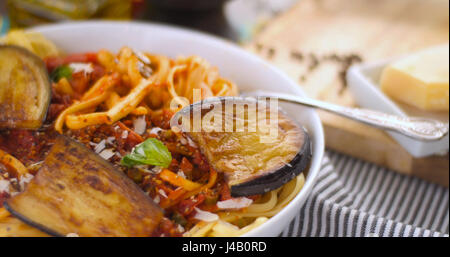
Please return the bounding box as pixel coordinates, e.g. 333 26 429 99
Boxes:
0 0 298 41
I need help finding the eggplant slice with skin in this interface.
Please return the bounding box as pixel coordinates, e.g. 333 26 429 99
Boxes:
176 97 312 197
0 45 51 129
4 135 163 237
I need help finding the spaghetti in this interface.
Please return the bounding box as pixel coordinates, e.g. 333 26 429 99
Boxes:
0 31 305 237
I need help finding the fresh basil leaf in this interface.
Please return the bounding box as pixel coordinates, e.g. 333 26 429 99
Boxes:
121 138 172 168
50 65 72 82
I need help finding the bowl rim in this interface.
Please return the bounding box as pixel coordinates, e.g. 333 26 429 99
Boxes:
29 20 325 237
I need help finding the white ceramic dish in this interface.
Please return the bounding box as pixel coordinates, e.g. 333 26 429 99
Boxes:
31 21 325 237
347 60 449 158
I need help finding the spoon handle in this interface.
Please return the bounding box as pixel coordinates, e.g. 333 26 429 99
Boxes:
245 91 449 141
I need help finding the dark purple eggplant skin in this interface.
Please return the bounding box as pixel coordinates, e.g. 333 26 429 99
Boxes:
0 45 51 130
230 128 312 197
3 204 59 236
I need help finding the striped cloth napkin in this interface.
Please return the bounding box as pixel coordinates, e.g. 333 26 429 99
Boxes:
282 151 449 237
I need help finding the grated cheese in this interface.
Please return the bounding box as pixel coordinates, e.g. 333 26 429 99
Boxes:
121 130 129 139
177 224 185 233
137 61 152 78
106 137 115 145
132 49 151 65
158 189 168 198
177 171 187 179
151 166 163 174
194 207 219 222
187 137 198 148
19 173 34 191
99 149 115 160
94 139 106 153
133 116 146 135
0 180 10 194
217 197 253 210
149 127 162 135
282 161 293 168
69 62 94 74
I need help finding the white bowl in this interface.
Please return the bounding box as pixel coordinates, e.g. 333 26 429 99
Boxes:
347 60 449 158
31 21 325 237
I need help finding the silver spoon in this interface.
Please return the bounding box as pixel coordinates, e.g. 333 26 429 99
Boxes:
172 92 449 142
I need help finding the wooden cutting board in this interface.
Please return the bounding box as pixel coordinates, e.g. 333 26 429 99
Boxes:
246 0 449 186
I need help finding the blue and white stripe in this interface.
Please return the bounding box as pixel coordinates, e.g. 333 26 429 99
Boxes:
282 151 449 237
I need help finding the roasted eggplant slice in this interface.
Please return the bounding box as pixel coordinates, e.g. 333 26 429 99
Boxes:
226 127 310 197
0 217 50 237
0 45 51 129
180 98 312 197
4 135 163 237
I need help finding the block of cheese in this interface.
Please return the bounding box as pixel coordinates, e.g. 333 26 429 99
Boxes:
380 44 449 111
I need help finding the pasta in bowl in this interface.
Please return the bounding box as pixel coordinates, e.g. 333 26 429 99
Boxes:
0 22 324 237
